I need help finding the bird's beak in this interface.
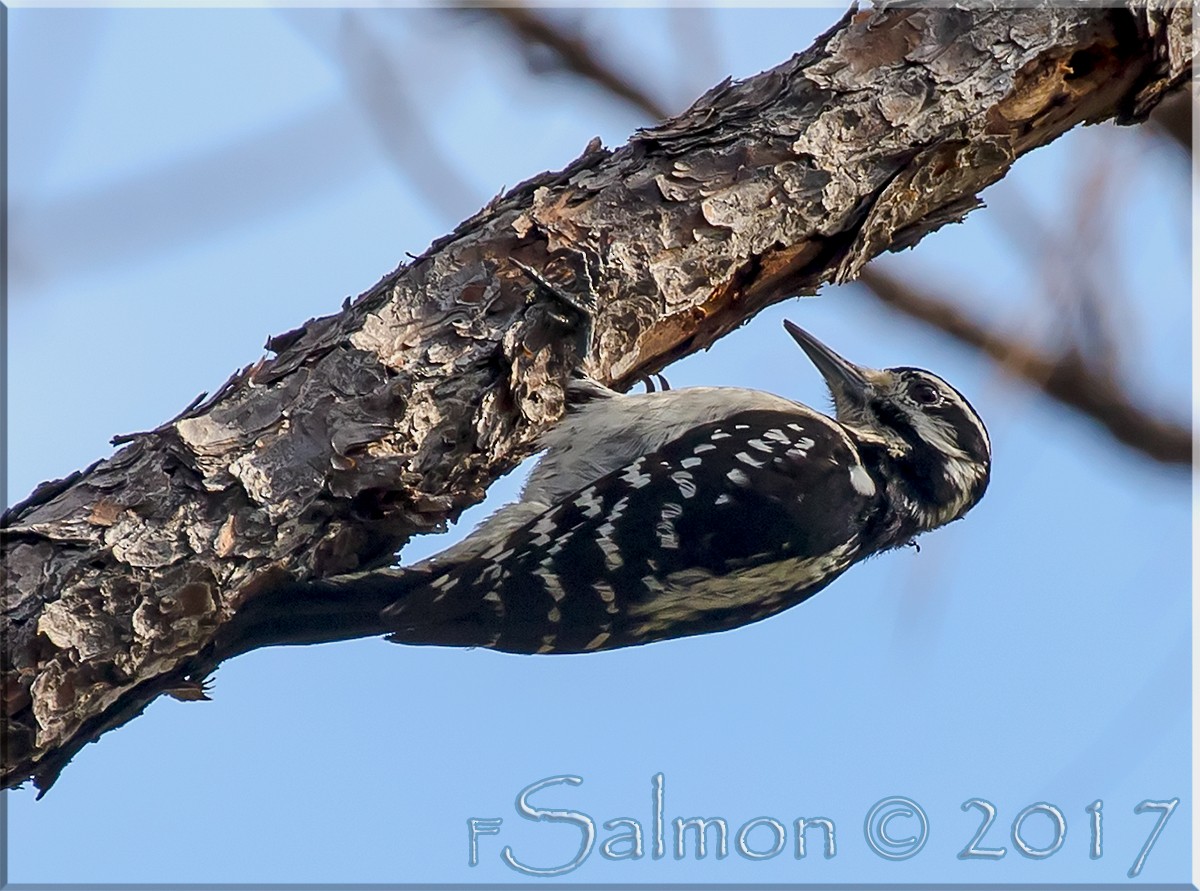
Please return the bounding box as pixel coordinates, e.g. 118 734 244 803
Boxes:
783 320 875 413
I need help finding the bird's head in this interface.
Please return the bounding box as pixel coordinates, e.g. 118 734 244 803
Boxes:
784 320 991 529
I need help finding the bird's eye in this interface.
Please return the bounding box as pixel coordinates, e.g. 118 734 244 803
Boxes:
908 382 941 405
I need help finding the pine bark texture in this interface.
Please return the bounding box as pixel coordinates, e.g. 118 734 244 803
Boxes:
2 5 1190 793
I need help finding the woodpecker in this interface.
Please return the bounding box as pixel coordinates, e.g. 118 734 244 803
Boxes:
227 320 991 658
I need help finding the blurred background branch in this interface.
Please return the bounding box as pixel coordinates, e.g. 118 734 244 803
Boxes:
855 266 1190 465
474 6 671 121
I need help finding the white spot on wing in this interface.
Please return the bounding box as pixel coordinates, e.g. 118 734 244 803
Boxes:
575 487 605 518
620 463 652 489
606 495 630 523
595 531 625 570
593 579 617 606
736 452 765 468
585 631 611 650
786 437 817 459
529 514 558 548
680 457 702 468
849 464 876 496
727 468 751 487
483 590 505 618
656 513 680 549
670 471 697 498
537 568 568 602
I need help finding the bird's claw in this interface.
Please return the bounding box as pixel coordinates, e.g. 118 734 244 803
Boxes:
638 373 672 393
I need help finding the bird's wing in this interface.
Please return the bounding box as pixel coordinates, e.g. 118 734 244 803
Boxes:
523 386 809 506
383 409 879 653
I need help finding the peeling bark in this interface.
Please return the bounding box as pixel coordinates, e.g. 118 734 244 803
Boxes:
2 5 1190 794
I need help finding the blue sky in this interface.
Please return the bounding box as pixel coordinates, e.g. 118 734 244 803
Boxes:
6 6 1191 886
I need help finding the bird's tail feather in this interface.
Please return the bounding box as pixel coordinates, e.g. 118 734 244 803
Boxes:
214 567 430 659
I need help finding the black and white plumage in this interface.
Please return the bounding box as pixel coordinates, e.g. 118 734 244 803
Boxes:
237 322 990 657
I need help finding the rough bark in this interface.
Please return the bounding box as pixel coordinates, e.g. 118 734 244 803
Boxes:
488 4 1193 466
2 5 1190 794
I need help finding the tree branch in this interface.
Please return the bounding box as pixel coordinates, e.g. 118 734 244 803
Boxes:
2 6 1190 794
475 3 1191 465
